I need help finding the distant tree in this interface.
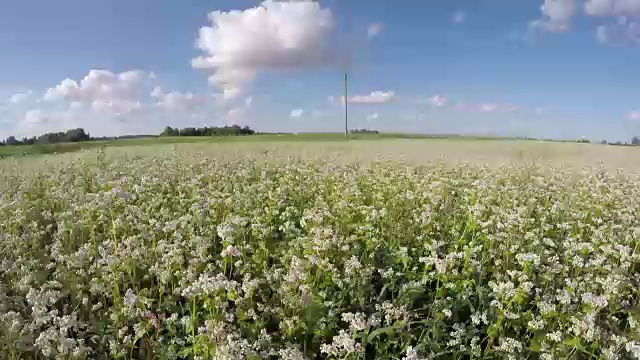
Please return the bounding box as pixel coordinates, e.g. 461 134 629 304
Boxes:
632 136 640 146
65 128 91 142
160 125 256 137
350 129 380 134
161 126 179 136
21 137 36 145
600 140 608 145
5 136 19 145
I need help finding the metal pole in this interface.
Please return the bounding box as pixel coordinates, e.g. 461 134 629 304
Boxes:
344 72 349 140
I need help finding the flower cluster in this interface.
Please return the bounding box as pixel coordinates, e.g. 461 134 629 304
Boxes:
0 144 639 359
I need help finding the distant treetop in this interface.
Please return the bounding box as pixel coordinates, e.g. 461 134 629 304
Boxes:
160 125 255 137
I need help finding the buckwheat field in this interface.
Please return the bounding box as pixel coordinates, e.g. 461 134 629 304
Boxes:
1 141 640 360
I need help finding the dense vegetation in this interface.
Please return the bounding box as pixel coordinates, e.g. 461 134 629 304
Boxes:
0 125 257 148
160 125 256 137
1 128 91 146
350 129 380 135
0 147 639 359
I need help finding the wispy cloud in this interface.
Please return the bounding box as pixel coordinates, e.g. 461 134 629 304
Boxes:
290 109 305 118
330 91 396 104
452 10 467 24
366 112 379 121
428 95 447 107
367 23 384 39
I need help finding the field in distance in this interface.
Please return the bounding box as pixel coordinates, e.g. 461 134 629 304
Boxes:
1 138 639 359
0 132 535 158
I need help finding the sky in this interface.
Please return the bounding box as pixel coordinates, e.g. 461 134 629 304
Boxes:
2 0 640 141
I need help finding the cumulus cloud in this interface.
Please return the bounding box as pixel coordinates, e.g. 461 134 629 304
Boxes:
531 0 578 31
530 0 640 43
151 87 205 111
193 0 336 100
594 17 640 44
367 23 384 38
1 69 220 139
9 91 33 104
585 0 640 15
428 95 447 107
224 96 254 125
290 109 305 118
45 69 151 115
452 10 467 24
23 109 49 125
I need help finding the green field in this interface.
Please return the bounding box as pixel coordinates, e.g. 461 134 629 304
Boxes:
1 139 640 359
0 132 528 158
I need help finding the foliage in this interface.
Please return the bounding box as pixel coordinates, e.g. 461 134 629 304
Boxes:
161 125 255 137
0 148 639 359
350 129 380 134
2 128 91 146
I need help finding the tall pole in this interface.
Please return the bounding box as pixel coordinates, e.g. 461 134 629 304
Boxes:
344 72 349 140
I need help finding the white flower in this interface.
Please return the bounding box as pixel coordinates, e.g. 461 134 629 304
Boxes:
320 330 362 356
344 255 362 275
546 331 562 342
402 346 425 360
626 341 640 359
497 337 522 353
220 245 241 258
341 312 368 331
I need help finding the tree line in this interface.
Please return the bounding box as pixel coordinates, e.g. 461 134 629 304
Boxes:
160 125 255 137
0 128 91 146
0 125 258 146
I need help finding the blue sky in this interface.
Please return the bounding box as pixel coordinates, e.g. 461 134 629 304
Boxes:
1 0 640 141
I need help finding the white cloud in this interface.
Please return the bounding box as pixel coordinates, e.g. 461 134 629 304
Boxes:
193 0 335 99
350 91 395 104
151 87 205 112
1 69 221 139
585 0 640 15
428 95 447 107
366 112 379 121
290 108 305 118
45 69 150 108
367 23 384 38
481 103 499 112
593 17 640 44
224 96 254 125
23 109 49 125
628 110 640 120
151 86 163 97
9 91 33 104
452 10 467 24
531 0 578 31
